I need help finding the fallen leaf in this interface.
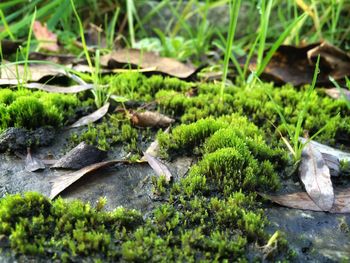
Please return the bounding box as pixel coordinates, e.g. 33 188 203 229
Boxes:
247 42 350 86
262 187 350 213
25 148 45 172
33 21 59 52
0 62 66 82
299 143 335 211
307 42 350 80
322 152 340 177
100 49 196 79
52 142 107 170
131 111 174 128
29 52 77 64
25 83 94 93
324 88 350 101
143 153 172 182
299 138 350 162
69 103 110 128
49 159 127 199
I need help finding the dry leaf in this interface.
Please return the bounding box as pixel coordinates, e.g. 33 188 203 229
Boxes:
29 52 77 64
299 143 335 211
143 153 172 182
100 49 196 79
246 42 350 86
25 83 94 93
52 142 107 170
49 159 126 199
299 138 350 162
131 111 174 128
324 88 350 101
69 103 110 128
33 21 59 52
0 62 66 82
322 152 340 177
307 42 350 80
262 187 350 213
25 148 45 172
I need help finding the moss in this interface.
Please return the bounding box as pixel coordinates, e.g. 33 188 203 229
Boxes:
70 115 142 153
0 89 79 130
151 175 168 196
179 147 279 197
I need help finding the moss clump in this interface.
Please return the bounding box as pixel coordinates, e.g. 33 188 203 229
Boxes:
0 89 79 130
0 192 143 261
70 114 142 152
107 72 191 102
156 83 350 146
179 147 279 197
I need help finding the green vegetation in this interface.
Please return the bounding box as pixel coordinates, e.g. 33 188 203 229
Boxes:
0 89 79 130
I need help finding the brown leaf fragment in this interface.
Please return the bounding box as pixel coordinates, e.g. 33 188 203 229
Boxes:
131 111 174 128
52 142 107 170
100 49 196 79
0 62 66 82
25 148 45 172
299 143 335 211
247 42 350 86
25 83 94 93
69 103 110 128
262 187 350 213
33 21 59 52
324 88 350 101
29 52 77 64
307 42 350 80
49 159 126 199
143 153 172 182
261 191 323 212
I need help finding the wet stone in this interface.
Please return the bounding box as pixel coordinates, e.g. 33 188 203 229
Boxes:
0 127 55 153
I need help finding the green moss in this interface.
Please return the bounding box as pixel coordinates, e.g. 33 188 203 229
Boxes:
180 147 279 197
70 115 142 153
0 89 79 130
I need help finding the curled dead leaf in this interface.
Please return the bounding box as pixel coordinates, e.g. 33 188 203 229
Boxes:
131 111 174 128
33 21 59 52
25 148 45 172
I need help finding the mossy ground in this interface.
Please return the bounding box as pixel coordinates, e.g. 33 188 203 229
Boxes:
1 72 349 261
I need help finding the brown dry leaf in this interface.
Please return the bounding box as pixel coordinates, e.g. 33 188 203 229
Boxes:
25 83 94 93
25 148 45 172
248 42 350 86
33 21 59 52
0 62 66 82
100 49 196 79
69 103 110 128
307 42 350 80
299 143 335 211
29 52 77 64
324 88 350 101
143 153 172 182
131 111 174 128
262 187 350 213
49 159 127 199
